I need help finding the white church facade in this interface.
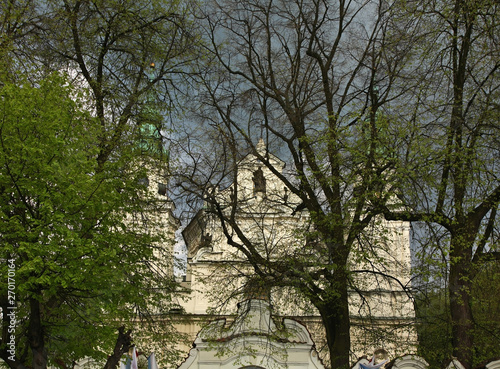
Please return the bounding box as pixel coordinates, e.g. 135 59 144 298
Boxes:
173 140 417 367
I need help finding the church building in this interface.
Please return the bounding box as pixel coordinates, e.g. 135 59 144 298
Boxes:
174 139 417 367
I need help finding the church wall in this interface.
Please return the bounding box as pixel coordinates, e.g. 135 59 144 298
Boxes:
175 146 417 366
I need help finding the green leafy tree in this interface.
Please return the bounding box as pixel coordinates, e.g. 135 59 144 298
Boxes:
1 1 198 366
377 0 500 367
0 75 178 369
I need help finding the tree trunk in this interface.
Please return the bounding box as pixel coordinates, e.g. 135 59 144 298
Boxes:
29 298 47 369
0 353 29 369
1 292 29 369
102 327 133 369
319 274 351 369
448 235 474 369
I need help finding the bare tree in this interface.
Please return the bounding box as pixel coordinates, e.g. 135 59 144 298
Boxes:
174 0 418 367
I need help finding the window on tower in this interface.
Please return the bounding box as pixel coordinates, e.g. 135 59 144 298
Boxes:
158 182 167 196
252 167 266 195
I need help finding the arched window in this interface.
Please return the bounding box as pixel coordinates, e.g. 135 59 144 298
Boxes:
252 167 266 195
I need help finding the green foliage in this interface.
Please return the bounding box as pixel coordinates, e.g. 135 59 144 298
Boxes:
0 0 199 365
415 291 453 368
0 74 178 367
470 261 500 364
415 260 500 368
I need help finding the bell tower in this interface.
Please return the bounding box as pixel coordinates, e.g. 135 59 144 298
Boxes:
136 62 168 163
